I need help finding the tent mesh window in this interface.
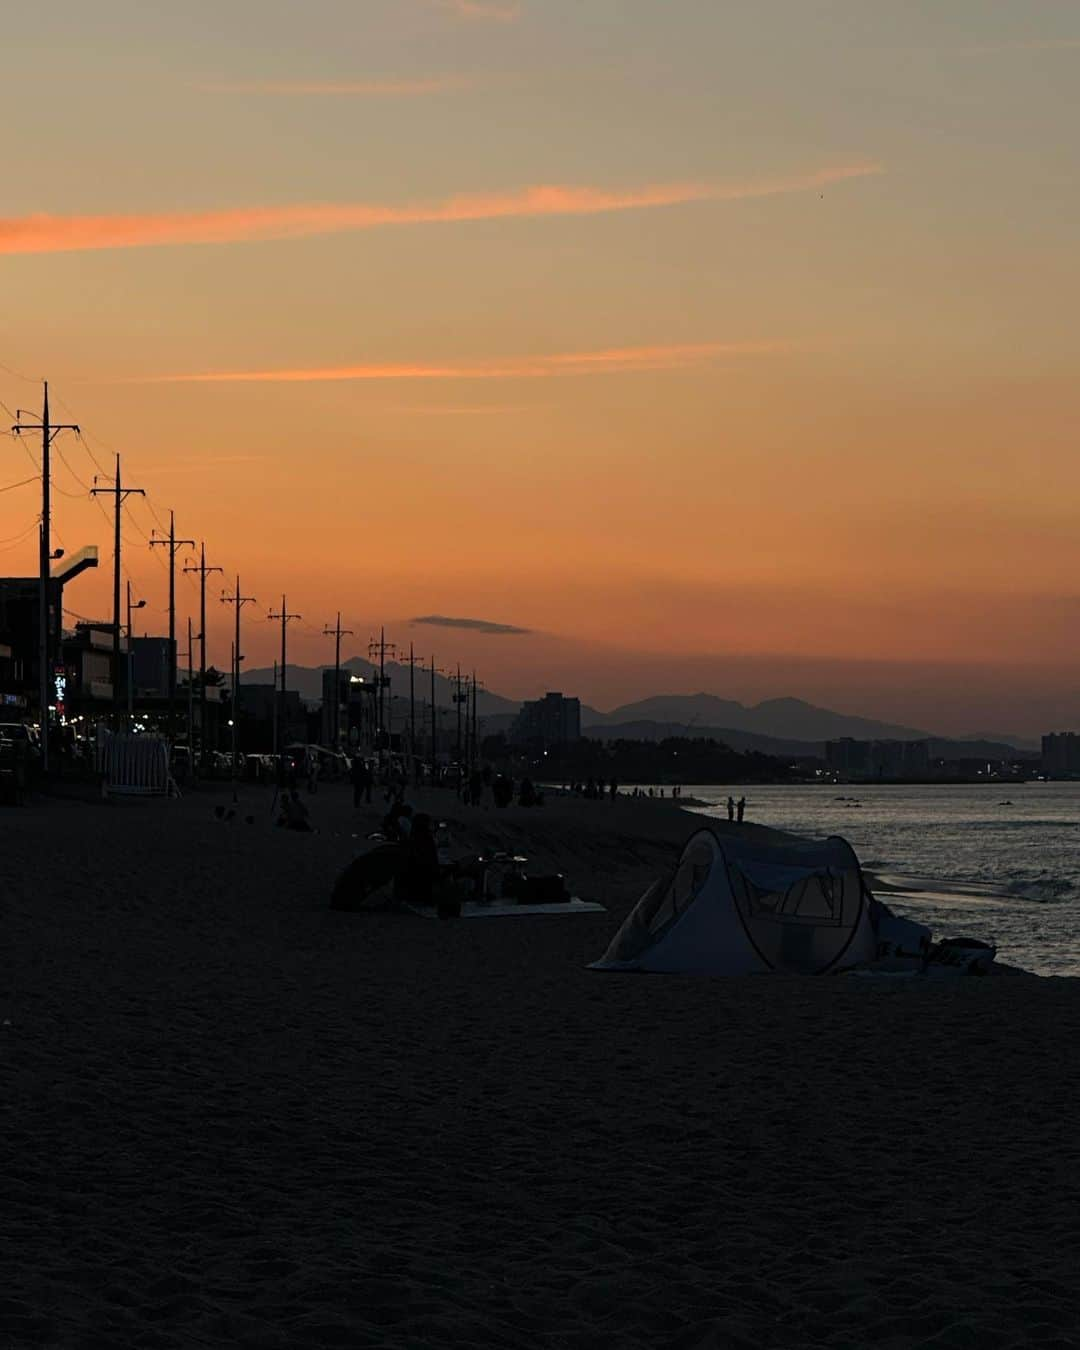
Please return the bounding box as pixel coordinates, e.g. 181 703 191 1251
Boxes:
731 866 850 929
649 842 714 935
605 840 716 964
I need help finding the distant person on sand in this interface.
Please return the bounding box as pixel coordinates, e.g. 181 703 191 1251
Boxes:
727 796 735 821
351 756 372 807
737 796 746 823
609 778 618 802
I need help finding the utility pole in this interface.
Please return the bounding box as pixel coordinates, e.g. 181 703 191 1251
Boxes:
221 576 256 781
183 543 222 771
404 643 422 779
427 656 442 782
268 596 301 768
471 670 479 771
322 613 354 751
91 455 144 720
272 660 279 758
11 384 78 774
187 617 195 752
149 510 194 739
125 581 146 722
453 663 468 789
367 628 396 748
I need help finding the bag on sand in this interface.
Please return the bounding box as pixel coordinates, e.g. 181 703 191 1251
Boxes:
928 937 996 976
330 844 402 911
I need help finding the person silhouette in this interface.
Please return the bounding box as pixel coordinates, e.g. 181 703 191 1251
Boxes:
727 796 735 822
737 796 746 823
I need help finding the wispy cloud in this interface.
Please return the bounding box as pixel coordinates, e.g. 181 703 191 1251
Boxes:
201 76 470 96
384 403 546 415
138 341 785 385
0 164 881 257
412 615 532 635
964 37 1080 53
433 0 521 22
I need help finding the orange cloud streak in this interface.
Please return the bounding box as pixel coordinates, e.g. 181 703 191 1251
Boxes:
141 341 786 384
0 165 882 257
434 0 521 21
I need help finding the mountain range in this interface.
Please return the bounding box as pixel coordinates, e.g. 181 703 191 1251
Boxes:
241 664 1038 755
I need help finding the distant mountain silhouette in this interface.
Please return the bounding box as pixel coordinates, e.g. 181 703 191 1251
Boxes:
241 656 519 717
582 694 931 743
239 670 1033 754
958 730 1040 753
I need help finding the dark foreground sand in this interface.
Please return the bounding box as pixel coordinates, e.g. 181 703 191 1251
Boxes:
3 785 1080 1349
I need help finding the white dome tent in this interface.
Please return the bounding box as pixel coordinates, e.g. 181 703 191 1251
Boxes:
590 828 880 976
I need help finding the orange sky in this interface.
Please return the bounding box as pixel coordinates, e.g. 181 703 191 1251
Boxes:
2 0 1079 735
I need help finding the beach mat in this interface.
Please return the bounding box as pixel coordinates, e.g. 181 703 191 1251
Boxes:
407 898 605 920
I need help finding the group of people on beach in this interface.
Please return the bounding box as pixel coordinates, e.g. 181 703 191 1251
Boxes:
726 795 747 822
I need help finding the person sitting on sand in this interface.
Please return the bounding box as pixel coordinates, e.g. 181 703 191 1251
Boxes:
398 812 439 905
382 799 413 842
278 790 313 832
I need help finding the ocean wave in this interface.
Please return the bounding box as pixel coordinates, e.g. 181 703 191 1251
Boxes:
1003 875 1078 904
874 871 1078 906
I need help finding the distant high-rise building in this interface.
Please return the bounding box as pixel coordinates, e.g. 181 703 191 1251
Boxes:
826 737 931 780
1042 733 1080 778
511 691 581 747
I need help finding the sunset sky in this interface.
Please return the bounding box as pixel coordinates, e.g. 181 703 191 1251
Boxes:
3 0 1079 736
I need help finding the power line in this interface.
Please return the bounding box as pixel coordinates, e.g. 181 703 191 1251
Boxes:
0 356 39 383
0 473 37 494
0 519 39 550
54 442 92 491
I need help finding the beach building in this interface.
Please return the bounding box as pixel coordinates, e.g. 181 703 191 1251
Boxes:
239 683 306 751
826 737 931 780
1041 733 1080 778
320 669 379 751
0 549 100 723
511 691 582 748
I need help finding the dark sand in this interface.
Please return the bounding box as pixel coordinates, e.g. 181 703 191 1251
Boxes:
3 786 1079 1348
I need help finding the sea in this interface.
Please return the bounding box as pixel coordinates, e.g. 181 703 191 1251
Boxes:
689 782 1080 977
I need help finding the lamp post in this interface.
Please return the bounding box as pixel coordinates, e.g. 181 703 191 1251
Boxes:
125 581 146 724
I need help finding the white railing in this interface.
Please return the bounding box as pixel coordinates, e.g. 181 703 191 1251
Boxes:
97 730 174 797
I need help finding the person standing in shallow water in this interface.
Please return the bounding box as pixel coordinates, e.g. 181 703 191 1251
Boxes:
727 796 735 822
737 796 746 823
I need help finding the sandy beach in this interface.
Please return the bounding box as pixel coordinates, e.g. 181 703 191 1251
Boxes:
4 785 1080 1348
